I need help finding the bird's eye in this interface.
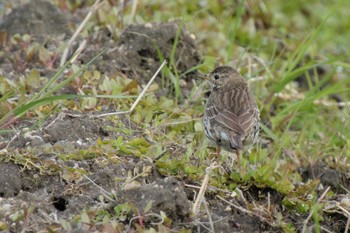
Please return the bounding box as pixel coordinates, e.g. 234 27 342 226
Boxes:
214 74 219 80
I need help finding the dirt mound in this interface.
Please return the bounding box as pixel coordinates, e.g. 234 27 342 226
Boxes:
114 22 201 81
0 0 71 40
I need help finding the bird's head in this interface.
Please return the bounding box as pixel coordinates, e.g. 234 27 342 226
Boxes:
207 66 245 89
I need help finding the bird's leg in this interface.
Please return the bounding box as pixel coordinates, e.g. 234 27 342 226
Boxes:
216 146 221 167
236 150 240 165
216 146 227 174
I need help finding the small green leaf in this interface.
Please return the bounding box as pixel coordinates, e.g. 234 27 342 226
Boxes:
159 97 174 109
129 137 151 147
26 69 41 89
38 46 52 64
144 200 154 213
0 221 8 231
194 121 203 132
81 211 90 224
131 111 142 124
275 179 294 194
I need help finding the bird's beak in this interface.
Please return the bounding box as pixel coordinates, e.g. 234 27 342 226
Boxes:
197 72 208 79
201 74 209 80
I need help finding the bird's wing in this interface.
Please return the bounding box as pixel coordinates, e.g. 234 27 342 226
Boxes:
205 105 259 150
205 106 245 135
217 108 246 135
236 106 259 133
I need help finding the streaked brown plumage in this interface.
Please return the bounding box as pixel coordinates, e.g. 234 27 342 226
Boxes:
203 66 260 163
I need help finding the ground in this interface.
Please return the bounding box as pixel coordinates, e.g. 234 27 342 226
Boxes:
0 1 350 233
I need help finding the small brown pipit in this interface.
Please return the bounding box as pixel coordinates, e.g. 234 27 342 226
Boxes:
203 66 260 166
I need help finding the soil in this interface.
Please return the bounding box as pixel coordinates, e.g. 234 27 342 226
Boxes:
0 1 349 233
0 0 71 41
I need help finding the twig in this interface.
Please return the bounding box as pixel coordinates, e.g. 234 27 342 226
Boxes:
192 162 218 216
203 197 215 233
216 195 254 216
130 0 138 23
337 204 350 233
247 54 252 78
275 92 350 108
337 204 350 217
320 226 334 233
216 195 278 227
248 75 269 83
345 215 350 233
95 60 167 117
193 216 228 233
60 0 104 66
185 182 233 195
252 54 274 79
184 183 201 190
336 204 350 233
125 213 164 233
69 39 87 64
315 100 350 107
5 125 21 149
160 117 202 127
302 186 330 233
43 112 66 130
153 148 172 162
83 174 115 202
118 0 125 27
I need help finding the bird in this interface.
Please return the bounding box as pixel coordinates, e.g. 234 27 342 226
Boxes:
203 66 260 166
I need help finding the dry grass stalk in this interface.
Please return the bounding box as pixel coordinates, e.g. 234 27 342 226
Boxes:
60 0 105 66
96 60 167 117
